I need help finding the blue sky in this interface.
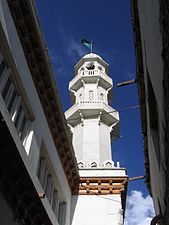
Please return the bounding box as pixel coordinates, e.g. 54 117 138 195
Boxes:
35 0 154 223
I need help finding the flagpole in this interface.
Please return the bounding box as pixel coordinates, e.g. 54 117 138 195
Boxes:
80 38 93 53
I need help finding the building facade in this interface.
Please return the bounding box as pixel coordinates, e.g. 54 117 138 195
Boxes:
131 0 169 224
0 1 128 225
65 53 128 225
0 0 79 224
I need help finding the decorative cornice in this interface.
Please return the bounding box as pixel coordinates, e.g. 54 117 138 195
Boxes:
7 0 79 193
73 176 128 216
74 176 127 195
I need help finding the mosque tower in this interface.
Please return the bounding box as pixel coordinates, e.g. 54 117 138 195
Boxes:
65 53 128 225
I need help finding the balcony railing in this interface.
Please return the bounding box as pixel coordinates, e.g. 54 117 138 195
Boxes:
69 69 112 89
81 69 100 76
79 100 103 108
65 100 118 120
81 70 112 84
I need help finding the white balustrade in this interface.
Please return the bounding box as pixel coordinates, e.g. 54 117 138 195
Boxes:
69 69 112 90
81 69 99 76
65 100 119 120
81 69 112 83
79 100 103 109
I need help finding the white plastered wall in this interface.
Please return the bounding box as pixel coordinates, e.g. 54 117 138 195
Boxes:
99 122 112 161
73 119 112 163
71 194 123 225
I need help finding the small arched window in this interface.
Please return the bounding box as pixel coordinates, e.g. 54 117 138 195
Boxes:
86 62 95 70
100 93 104 101
98 66 103 71
79 93 82 100
80 67 85 75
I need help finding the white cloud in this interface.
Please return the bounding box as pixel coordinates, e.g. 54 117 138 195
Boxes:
55 26 86 61
48 50 67 76
67 38 86 59
124 190 155 225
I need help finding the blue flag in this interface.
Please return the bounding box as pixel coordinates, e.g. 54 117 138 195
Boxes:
81 39 93 51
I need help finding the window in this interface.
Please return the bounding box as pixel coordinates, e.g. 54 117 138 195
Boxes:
52 190 59 216
86 62 95 70
42 166 48 190
37 156 50 195
0 53 30 145
98 66 102 71
81 67 85 75
19 115 26 139
14 105 22 127
37 157 46 184
58 202 67 225
7 90 17 113
45 175 52 200
79 93 82 100
100 93 104 100
2 77 11 99
52 190 57 210
37 155 67 224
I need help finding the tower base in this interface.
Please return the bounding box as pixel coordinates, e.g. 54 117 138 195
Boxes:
71 166 128 225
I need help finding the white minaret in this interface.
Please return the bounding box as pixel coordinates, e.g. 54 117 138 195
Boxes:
66 53 119 165
65 53 128 225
